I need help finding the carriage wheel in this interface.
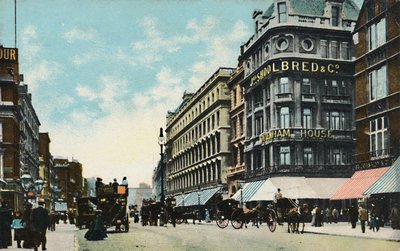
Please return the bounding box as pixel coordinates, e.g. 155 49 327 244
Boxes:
175 216 184 224
215 212 229 229
231 210 244 229
267 209 277 232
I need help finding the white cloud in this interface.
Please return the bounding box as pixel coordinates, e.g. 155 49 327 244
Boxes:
48 69 185 186
62 27 97 44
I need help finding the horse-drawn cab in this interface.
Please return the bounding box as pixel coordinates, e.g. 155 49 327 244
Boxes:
230 201 277 231
274 197 309 234
215 199 239 229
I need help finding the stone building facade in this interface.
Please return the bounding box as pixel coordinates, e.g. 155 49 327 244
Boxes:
39 132 55 210
0 46 22 210
354 0 400 169
165 68 233 196
227 66 246 196
240 0 359 180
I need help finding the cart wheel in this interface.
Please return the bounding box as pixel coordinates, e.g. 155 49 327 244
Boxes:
176 217 184 224
216 212 229 229
231 210 244 229
267 209 277 232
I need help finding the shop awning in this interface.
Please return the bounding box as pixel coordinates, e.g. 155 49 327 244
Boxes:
232 179 266 202
330 167 389 200
251 177 317 201
364 157 400 195
176 187 221 207
175 194 187 207
306 178 348 199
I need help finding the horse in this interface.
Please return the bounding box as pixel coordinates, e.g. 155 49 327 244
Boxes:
287 203 309 234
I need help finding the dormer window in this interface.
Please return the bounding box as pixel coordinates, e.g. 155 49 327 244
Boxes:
278 2 287 23
332 6 339 26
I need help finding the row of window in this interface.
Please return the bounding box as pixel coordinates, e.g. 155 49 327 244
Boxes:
247 108 350 137
245 38 351 74
173 111 220 155
170 87 221 137
171 135 221 173
231 114 244 139
250 146 350 168
248 77 350 108
169 162 221 191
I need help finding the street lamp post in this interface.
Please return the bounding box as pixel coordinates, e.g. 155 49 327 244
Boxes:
158 128 165 205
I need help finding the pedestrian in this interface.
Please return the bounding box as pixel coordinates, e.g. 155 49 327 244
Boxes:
11 210 25 248
358 205 368 233
31 200 49 251
121 177 129 195
68 209 75 225
311 205 317 227
325 207 333 224
390 203 399 229
84 210 107 241
0 199 13 248
332 207 339 223
22 203 34 248
95 177 104 196
48 211 56 231
349 204 359 229
370 203 381 232
112 178 119 193
204 208 211 223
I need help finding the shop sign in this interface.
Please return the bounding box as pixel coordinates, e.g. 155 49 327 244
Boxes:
0 47 17 62
251 59 341 86
260 129 334 142
355 157 395 170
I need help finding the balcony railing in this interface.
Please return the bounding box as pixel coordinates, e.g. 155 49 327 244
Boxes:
322 95 351 104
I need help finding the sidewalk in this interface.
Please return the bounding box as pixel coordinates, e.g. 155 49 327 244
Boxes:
304 222 400 241
6 223 77 251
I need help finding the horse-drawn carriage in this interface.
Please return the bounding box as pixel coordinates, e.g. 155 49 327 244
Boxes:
215 199 239 228
230 200 277 231
173 205 206 224
215 197 307 233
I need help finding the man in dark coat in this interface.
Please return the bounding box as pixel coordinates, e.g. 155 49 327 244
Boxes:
0 199 13 248
349 204 359 228
31 201 49 251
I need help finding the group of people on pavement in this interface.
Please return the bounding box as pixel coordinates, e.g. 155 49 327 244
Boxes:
0 198 49 251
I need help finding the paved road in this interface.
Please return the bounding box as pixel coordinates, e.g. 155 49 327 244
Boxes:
76 222 400 251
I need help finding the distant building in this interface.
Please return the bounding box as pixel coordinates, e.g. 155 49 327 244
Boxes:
39 133 54 210
54 157 84 210
128 183 152 208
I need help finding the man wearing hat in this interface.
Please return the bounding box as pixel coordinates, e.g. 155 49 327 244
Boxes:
31 199 49 251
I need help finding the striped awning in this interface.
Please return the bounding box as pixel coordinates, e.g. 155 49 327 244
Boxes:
175 194 187 207
364 157 400 195
330 167 389 200
232 179 266 202
175 187 221 207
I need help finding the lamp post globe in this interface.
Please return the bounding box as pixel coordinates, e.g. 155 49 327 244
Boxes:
21 173 33 192
35 178 44 193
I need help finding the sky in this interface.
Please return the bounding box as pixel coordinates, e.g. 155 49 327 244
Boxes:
0 0 362 187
